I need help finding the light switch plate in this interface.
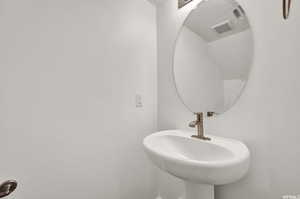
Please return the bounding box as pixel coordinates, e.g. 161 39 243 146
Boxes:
135 94 143 108
178 0 193 9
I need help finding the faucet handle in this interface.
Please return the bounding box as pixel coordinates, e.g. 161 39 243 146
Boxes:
207 112 215 117
189 121 197 128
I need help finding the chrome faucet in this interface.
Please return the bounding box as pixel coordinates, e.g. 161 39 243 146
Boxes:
189 112 211 141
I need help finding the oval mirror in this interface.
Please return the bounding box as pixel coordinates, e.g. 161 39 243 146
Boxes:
173 0 254 115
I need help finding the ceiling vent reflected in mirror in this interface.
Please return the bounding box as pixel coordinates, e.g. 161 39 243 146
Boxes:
212 21 232 34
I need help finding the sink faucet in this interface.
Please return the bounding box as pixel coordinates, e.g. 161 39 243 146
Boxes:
189 112 211 141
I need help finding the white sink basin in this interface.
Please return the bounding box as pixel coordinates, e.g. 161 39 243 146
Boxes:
143 130 250 199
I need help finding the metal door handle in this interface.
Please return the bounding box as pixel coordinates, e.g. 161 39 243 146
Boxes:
0 180 17 198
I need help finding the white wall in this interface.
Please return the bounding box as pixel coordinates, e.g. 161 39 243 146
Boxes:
156 0 300 199
174 27 224 113
208 29 253 80
0 0 157 199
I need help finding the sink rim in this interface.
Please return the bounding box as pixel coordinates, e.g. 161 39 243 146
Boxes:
143 130 250 168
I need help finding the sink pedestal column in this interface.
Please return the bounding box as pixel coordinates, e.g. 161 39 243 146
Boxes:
185 182 214 199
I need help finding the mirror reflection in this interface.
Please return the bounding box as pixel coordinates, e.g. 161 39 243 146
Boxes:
173 0 254 114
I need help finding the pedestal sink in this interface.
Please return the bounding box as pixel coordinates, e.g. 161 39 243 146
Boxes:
143 130 250 199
